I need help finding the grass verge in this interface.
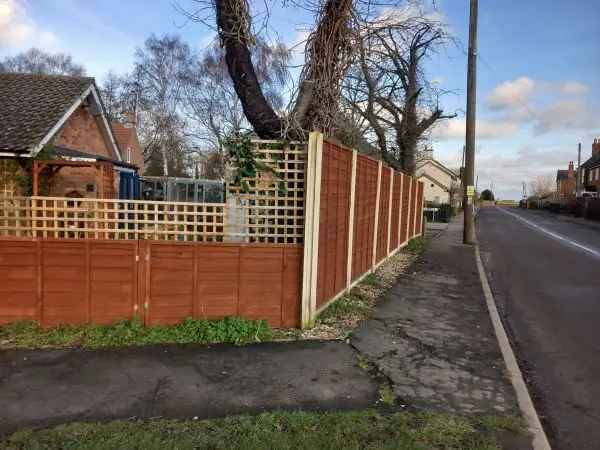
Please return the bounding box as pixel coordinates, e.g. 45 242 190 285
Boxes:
1 410 525 450
0 316 273 349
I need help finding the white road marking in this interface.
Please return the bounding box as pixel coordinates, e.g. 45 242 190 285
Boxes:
497 207 600 259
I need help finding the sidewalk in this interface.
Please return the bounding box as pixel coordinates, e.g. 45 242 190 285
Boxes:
353 218 520 416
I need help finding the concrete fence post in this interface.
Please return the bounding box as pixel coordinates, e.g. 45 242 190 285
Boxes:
371 161 382 270
407 177 413 241
301 132 323 329
346 150 357 290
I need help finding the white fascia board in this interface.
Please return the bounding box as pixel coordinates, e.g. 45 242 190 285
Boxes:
89 86 122 161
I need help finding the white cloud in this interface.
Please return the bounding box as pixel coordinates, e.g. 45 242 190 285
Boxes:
487 76 536 111
0 0 59 50
431 117 519 141
556 81 590 96
534 99 597 135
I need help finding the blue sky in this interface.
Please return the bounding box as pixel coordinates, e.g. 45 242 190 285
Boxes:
1 0 598 199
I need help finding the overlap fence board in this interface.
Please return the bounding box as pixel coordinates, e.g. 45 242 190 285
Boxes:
400 177 411 243
0 238 302 328
409 177 418 239
0 239 38 324
390 173 402 250
415 182 424 235
351 155 379 281
316 141 352 308
376 168 391 262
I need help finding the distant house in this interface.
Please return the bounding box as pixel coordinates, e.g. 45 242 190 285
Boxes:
579 138 600 193
0 72 139 199
415 148 461 206
556 161 576 199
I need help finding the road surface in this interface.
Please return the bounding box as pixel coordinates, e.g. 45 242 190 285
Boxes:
477 207 600 450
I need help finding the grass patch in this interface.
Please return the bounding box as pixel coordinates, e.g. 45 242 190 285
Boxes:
406 237 427 254
362 272 380 286
378 384 396 406
1 410 525 450
317 293 371 325
0 317 273 349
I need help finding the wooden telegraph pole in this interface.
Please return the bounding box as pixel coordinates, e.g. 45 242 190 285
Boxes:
463 0 478 244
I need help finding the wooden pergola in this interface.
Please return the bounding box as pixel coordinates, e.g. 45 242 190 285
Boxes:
32 159 115 197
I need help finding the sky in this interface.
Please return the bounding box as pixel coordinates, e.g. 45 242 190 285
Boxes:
1 0 599 199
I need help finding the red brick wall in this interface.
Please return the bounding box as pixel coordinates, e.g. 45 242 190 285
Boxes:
55 105 116 159
48 166 117 199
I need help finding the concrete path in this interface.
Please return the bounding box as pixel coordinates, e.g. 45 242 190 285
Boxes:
0 341 377 435
353 218 520 416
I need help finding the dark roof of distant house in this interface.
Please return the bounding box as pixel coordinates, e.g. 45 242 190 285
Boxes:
0 72 94 154
51 146 138 170
556 170 569 181
581 153 600 169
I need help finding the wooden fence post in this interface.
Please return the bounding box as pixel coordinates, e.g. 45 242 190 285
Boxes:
346 150 357 290
386 167 394 255
301 132 323 329
371 161 382 270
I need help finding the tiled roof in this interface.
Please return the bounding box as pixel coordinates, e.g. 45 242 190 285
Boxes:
111 123 135 150
556 170 569 181
0 72 94 154
582 154 600 169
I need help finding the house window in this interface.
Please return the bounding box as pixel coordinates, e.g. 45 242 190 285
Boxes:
127 147 132 163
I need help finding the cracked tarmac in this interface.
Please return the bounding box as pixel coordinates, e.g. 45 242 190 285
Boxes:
352 221 520 416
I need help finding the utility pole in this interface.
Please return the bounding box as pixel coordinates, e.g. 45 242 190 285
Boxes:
576 142 581 197
463 0 478 244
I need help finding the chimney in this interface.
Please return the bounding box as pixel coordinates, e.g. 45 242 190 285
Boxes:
123 111 136 129
593 138 600 157
568 161 574 178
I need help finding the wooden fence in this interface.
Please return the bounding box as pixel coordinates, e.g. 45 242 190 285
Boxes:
0 136 424 330
0 238 301 328
302 133 424 326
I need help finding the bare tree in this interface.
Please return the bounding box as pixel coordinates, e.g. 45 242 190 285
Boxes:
178 0 358 138
132 34 193 176
529 174 555 198
0 48 85 76
342 7 456 174
182 40 290 177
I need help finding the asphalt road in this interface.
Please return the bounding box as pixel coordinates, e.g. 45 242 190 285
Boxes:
477 207 600 450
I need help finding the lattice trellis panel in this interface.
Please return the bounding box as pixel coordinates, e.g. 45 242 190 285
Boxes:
227 140 307 244
0 196 225 241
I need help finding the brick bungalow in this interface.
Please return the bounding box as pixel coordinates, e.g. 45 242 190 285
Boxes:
0 72 140 199
579 138 600 193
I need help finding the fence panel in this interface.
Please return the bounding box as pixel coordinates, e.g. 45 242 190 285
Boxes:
390 173 402 250
351 155 379 282
315 141 352 308
376 168 391 262
0 239 39 324
0 238 302 328
400 176 411 244
409 178 418 239
415 182 424 235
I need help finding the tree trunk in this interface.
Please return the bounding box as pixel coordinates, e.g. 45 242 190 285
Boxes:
215 0 282 138
161 144 169 177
